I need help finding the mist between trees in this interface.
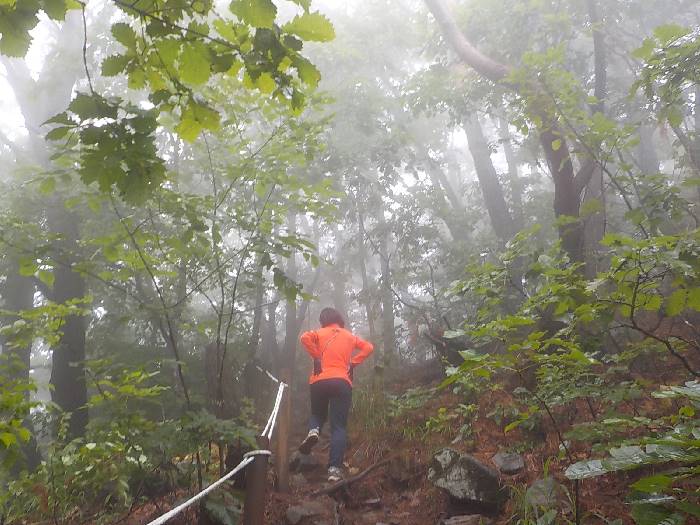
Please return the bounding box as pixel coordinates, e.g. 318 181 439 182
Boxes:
1 0 700 524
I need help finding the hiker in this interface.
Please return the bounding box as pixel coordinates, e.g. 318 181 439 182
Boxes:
298 307 374 482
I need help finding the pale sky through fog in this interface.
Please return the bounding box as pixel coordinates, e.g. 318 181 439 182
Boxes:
0 1 508 181
0 12 55 140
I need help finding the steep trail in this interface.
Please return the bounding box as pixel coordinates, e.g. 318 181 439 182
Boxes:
262 357 651 525
265 364 454 525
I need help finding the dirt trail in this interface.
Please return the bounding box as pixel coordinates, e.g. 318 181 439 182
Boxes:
265 367 452 525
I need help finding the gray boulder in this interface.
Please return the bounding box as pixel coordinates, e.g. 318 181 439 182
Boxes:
286 500 327 525
428 448 507 511
525 478 563 507
289 450 321 473
491 452 525 475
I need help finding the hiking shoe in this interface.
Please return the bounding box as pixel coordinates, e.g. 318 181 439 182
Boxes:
298 428 319 454
327 466 343 482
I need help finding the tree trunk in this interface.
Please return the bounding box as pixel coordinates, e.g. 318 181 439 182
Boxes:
464 114 516 240
275 211 298 493
48 205 88 439
377 210 395 365
424 0 594 262
582 167 606 278
540 126 585 261
425 160 464 240
330 225 349 322
248 266 265 358
355 200 378 349
498 117 524 224
1 259 41 470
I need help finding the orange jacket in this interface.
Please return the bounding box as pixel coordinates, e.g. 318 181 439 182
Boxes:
300 324 374 386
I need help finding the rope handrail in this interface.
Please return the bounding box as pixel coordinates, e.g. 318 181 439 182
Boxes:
255 365 281 384
145 377 287 525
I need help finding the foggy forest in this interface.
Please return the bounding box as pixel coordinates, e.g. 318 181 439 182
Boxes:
1 0 700 524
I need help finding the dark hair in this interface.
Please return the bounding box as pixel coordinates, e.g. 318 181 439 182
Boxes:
319 307 344 328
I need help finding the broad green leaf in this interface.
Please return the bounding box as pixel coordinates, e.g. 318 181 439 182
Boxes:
39 176 56 195
667 288 688 316
101 54 130 76
565 459 605 479
282 12 335 42
18 258 37 277
111 22 137 50
688 288 700 310
0 432 17 448
653 24 689 44
43 0 74 20
631 503 684 525
68 93 117 120
230 0 276 29
0 14 36 57
179 41 212 85
175 100 220 142
255 71 275 93
45 126 71 141
37 269 55 287
667 105 684 127
633 38 656 61
293 56 320 87
631 474 673 493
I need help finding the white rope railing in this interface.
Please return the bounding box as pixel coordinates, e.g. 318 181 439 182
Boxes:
145 378 287 525
261 380 286 439
256 365 281 384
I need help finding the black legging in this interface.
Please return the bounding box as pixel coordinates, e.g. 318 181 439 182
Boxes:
308 378 352 467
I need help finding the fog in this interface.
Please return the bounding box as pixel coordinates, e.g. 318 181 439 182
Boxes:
1 1 700 523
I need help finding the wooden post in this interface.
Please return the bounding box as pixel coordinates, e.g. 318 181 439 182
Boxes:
243 436 270 525
275 367 292 492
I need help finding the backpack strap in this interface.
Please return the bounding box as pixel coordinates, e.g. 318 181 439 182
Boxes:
313 328 341 376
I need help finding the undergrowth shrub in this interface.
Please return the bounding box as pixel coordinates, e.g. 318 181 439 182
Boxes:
444 225 700 523
1 362 256 525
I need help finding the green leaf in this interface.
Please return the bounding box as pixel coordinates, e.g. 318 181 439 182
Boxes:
0 432 17 448
18 258 37 277
565 459 605 479
68 93 117 120
282 12 335 42
633 38 656 61
566 348 592 364
667 105 684 127
111 22 137 49
175 100 220 142
230 0 277 29
667 289 688 316
37 269 55 288
293 56 321 88
255 71 275 93
179 41 212 85
101 54 130 76
653 24 689 44
0 12 37 57
687 288 700 311
631 474 673 493
45 126 71 141
43 0 76 20
631 503 684 525
39 176 56 195
551 139 562 151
